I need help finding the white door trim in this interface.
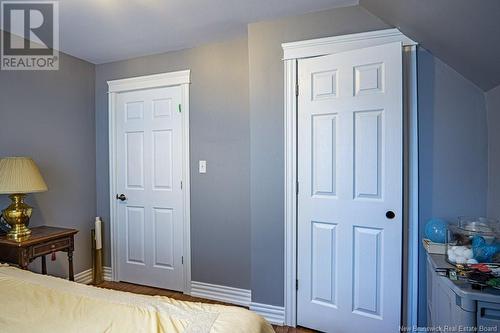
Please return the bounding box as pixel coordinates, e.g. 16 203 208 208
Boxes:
282 29 418 327
282 28 417 60
404 44 419 328
107 70 192 294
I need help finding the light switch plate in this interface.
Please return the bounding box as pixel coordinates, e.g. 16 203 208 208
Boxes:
199 160 207 173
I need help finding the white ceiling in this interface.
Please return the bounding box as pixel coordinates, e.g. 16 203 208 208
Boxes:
56 0 358 64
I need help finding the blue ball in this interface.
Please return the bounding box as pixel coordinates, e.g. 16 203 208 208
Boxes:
425 218 448 243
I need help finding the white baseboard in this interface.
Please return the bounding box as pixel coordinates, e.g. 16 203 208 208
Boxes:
103 266 112 281
74 268 93 284
74 274 283 326
250 302 285 326
75 266 112 284
190 281 251 307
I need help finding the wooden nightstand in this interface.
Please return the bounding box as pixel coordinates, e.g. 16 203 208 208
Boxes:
0 226 78 281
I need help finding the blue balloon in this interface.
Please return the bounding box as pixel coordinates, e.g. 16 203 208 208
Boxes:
425 218 448 243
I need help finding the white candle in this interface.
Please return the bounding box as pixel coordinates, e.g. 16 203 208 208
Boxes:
95 217 102 250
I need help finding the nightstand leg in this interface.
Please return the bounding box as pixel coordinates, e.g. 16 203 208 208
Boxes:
68 251 74 281
41 255 47 275
19 249 29 270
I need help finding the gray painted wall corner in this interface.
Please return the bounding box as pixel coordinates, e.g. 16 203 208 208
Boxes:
417 48 488 325
0 39 96 277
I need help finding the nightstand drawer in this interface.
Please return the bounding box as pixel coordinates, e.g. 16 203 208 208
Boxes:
31 238 71 256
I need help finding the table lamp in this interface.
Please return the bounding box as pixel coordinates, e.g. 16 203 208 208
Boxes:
0 157 48 240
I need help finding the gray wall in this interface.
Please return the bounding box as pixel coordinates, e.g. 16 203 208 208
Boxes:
417 49 488 325
359 0 500 91
0 38 96 276
95 37 251 289
487 85 500 220
247 6 389 306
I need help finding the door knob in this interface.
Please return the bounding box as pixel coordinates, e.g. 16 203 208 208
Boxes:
386 211 396 219
116 194 127 201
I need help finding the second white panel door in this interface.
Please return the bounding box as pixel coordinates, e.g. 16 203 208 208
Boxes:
297 42 403 332
115 85 184 291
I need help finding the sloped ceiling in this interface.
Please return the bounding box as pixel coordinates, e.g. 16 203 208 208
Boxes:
360 0 500 91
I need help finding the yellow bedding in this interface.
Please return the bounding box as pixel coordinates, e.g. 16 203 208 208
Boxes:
0 265 274 333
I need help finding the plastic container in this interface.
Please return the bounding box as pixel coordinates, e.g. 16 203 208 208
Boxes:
423 238 447 255
446 217 500 265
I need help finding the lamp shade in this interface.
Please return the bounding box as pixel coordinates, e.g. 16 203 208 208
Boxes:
0 157 48 194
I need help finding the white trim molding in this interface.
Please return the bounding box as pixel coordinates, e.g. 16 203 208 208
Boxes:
74 268 92 284
283 58 297 327
181 82 192 294
107 70 192 294
404 44 419 328
250 302 285 326
107 70 191 93
104 266 113 281
282 28 417 60
190 281 251 307
282 29 418 327
74 266 113 285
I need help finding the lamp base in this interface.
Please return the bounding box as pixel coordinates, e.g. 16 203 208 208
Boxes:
7 223 32 241
2 194 32 241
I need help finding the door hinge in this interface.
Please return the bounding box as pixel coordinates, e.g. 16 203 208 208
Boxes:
178 104 182 113
296 181 299 195
296 279 299 290
181 181 183 189
295 83 299 97
182 256 184 265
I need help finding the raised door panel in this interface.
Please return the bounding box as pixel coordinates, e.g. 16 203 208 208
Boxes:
312 70 338 100
125 131 144 189
125 101 144 121
354 63 384 96
153 208 174 269
126 206 145 265
354 110 383 200
153 98 172 119
152 130 173 190
352 226 382 319
311 221 338 307
312 114 337 197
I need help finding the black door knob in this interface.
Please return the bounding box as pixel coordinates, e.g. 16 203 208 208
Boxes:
116 194 127 201
386 211 396 219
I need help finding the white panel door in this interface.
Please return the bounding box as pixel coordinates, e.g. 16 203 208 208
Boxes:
297 42 403 332
116 86 184 291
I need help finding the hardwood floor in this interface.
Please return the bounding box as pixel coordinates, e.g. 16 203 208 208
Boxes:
97 281 316 333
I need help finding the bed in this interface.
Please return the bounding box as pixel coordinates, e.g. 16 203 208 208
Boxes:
0 264 274 333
